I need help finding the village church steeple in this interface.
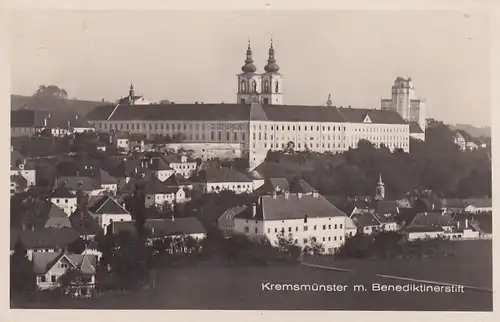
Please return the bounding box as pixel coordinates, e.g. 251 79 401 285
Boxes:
375 174 385 201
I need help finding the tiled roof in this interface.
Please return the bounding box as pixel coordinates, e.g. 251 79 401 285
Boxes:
194 167 253 183
112 217 206 238
10 109 50 127
289 179 315 194
47 204 69 218
11 227 80 250
409 122 425 134
408 211 454 227
56 176 102 192
32 252 97 275
51 185 76 198
352 212 381 227
462 198 492 208
147 156 174 171
375 200 399 215
99 169 118 185
88 196 129 215
164 173 191 187
89 104 253 122
44 216 72 229
141 175 176 194
218 206 246 222
69 209 103 236
87 103 408 124
236 193 347 221
161 154 195 164
254 177 291 194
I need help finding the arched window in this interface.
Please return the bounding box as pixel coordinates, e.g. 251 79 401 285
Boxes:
264 80 270 92
241 80 247 93
275 81 279 93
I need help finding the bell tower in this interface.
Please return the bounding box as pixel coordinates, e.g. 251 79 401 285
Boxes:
237 40 261 104
260 40 284 105
375 174 385 201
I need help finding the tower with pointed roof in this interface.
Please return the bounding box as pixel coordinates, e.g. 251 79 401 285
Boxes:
260 40 284 105
375 174 385 201
237 40 262 104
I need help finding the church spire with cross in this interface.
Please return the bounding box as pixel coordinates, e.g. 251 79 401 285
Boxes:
375 174 385 201
260 38 284 105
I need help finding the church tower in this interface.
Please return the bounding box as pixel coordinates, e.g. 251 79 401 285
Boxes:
260 40 284 105
237 40 261 104
375 174 385 201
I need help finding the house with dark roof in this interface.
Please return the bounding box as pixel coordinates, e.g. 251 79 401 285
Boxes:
11 227 81 261
350 210 399 235
233 191 357 254
10 174 28 195
217 206 247 237
462 198 492 214
111 217 207 242
191 166 255 194
10 109 50 137
55 176 104 196
32 252 97 296
254 177 291 195
404 211 456 241
87 196 131 234
51 185 78 216
44 204 73 228
69 209 104 240
161 154 198 178
10 150 37 188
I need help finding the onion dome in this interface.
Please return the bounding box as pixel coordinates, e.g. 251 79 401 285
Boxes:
241 40 257 73
264 40 280 73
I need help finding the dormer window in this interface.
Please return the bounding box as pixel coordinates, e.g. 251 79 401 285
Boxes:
304 215 308 223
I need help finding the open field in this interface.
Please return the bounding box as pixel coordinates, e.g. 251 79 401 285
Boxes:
13 240 492 311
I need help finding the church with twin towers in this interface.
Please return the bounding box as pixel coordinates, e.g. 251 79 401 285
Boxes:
88 38 427 169
236 40 284 106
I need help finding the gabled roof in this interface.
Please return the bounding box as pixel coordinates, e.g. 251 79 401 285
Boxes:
88 196 129 215
10 109 50 127
408 211 454 228
44 216 72 229
11 174 27 187
143 175 176 194
56 176 102 192
193 167 253 183
236 193 347 221
289 179 315 194
163 173 192 187
112 217 206 238
218 206 246 222
254 177 291 194
147 156 174 171
351 212 381 227
375 200 399 215
32 252 97 275
69 209 103 236
47 204 69 218
99 169 118 185
51 185 76 198
11 227 80 250
161 154 195 164
462 198 492 208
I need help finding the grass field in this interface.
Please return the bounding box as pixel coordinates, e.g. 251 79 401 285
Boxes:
13 240 492 311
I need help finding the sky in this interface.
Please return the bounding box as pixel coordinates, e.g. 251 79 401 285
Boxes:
9 9 491 126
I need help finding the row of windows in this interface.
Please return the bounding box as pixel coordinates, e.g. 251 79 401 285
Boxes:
253 124 408 133
98 122 246 131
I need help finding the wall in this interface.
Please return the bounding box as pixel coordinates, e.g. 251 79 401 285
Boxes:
51 197 77 216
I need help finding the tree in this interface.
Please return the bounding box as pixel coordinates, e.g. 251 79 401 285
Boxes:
132 184 146 237
10 241 36 295
304 237 324 255
33 85 68 100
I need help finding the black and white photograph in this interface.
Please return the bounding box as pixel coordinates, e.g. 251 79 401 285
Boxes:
7 1 495 313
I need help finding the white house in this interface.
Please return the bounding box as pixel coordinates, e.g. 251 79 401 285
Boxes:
162 154 198 178
32 252 97 297
51 186 78 216
111 217 207 243
466 141 478 151
233 191 358 254
462 198 492 214
453 132 466 151
87 196 132 234
11 151 36 187
192 166 255 194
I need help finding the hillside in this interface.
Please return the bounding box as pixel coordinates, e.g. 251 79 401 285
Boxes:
11 94 102 116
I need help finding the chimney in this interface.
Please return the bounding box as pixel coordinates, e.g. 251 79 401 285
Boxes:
151 227 155 235
272 191 277 199
252 203 256 218
312 190 319 198
171 215 175 222
257 196 262 205
457 221 460 230
76 170 80 177
134 167 138 173
43 118 47 127
465 218 469 228
432 204 435 210
297 192 303 199
284 191 290 199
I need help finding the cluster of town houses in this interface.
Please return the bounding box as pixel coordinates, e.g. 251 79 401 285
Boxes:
10 133 492 297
